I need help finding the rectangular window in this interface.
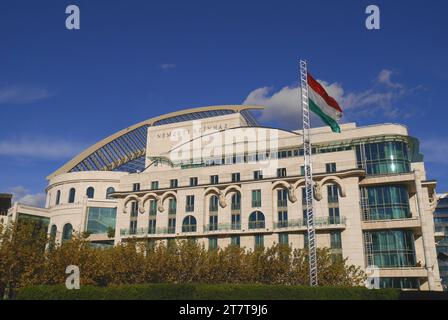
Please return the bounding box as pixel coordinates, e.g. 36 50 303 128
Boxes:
170 179 178 188
231 172 241 182
252 189 262 207
277 189 288 207
231 193 241 210
253 170 263 180
278 210 288 228
231 235 240 247
149 199 157 215
231 213 241 230
330 231 342 249
129 220 137 235
86 207 117 234
277 168 287 178
148 219 156 234
279 233 289 246
208 237 218 251
209 196 219 212
327 185 339 203
151 181 159 190
168 198 177 215
132 183 140 192
131 201 139 217
209 215 218 231
190 177 198 186
210 175 219 184
326 163 337 173
329 207 340 224
186 195 195 212
254 234 264 249
168 217 176 234
300 166 305 176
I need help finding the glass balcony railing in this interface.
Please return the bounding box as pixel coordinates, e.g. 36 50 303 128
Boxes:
248 221 266 229
120 226 176 236
203 223 241 232
273 216 346 229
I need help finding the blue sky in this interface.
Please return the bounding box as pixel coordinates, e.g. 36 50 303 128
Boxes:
0 0 447 206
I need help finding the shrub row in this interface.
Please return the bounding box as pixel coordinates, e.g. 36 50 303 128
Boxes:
16 283 401 300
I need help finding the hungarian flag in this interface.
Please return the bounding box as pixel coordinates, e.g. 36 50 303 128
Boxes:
307 73 343 133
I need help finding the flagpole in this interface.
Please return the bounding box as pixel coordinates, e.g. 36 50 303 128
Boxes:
299 59 318 286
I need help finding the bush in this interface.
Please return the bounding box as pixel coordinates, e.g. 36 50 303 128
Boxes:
16 283 400 300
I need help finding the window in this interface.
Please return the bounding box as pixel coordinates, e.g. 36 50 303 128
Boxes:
208 237 218 251
278 210 288 228
327 185 339 203
182 215 197 232
190 177 198 186
328 208 340 224
68 188 76 203
365 230 416 267
277 168 287 178
130 201 138 234
86 207 117 234
148 218 157 234
106 187 115 199
151 181 159 190
86 187 95 199
55 190 61 205
186 195 195 212
209 215 218 231
355 141 410 175
168 198 177 215
170 179 178 188
149 199 157 215
210 175 219 184
133 183 140 192
231 235 240 247
231 173 241 182
130 201 139 217
301 187 307 205
231 192 241 210
379 277 420 289
253 170 263 180
330 231 342 249
326 163 337 173
361 185 411 221
49 224 57 248
254 235 264 249
231 213 241 230
279 233 289 246
168 217 176 233
252 189 262 207
209 195 219 212
277 189 288 207
300 166 305 176
62 223 73 242
249 211 265 229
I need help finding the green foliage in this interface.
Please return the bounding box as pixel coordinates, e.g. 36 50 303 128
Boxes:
0 223 368 299
16 283 400 300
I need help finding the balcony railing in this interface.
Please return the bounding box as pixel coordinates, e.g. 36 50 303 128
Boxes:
273 216 346 229
120 226 176 236
203 223 242 232
248 221 266 229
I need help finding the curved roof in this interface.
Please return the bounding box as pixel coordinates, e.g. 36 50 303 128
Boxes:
47 105 263 179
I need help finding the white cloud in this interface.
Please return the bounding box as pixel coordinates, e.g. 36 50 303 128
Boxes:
0 137 85 160
243 69 417 129
10 186 46 208
0 85 51 104
160 63 176 70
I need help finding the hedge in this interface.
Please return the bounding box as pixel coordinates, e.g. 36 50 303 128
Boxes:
15 283 400 300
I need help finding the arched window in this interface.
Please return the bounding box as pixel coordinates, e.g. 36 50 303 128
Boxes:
55 190 61 205
249 211 265 229
62 223 73 242
86 187 95 199
49 224 57 249
68 188 76 203
182 215 197 232
106 187 115 199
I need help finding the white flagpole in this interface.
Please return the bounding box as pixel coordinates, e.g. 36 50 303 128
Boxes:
299 59 318 286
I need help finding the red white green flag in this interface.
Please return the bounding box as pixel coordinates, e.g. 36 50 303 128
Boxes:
307 73 343 133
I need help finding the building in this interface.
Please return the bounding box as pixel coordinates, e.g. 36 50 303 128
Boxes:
6 105 443 290
0 193 12 227
434 193 448 290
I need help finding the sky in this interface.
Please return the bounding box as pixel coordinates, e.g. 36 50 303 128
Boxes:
0 0 447 206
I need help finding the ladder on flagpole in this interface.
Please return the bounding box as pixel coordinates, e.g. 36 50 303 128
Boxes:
299 59 318 286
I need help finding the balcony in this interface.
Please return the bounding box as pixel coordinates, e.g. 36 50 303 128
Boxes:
362 217 421 231
203 223 242 233
120 226 176 237
273 216 346 230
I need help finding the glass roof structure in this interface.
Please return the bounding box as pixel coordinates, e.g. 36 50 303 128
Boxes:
48 106 263 177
